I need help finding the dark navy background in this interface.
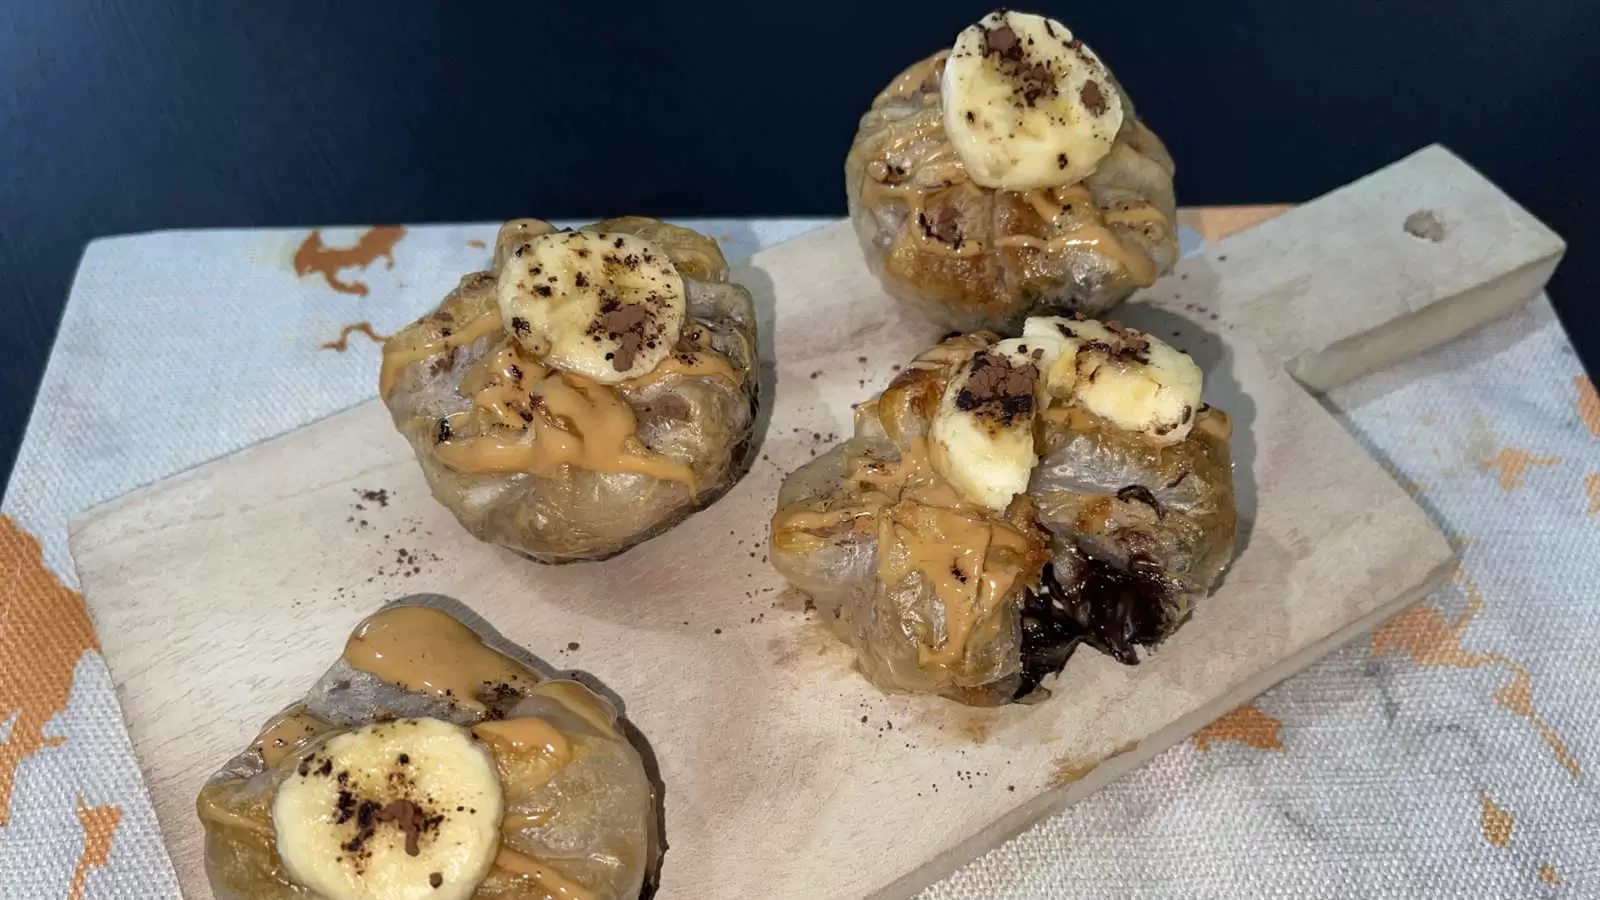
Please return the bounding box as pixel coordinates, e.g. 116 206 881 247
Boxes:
2 1 1594 484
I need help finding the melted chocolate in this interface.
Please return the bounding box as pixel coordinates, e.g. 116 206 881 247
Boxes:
1014 556 1175 700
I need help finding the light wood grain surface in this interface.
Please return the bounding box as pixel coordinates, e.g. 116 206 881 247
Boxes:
64 147 1566 899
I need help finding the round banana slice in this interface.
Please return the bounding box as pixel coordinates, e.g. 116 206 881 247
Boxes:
497 230 686 384
1023 315 1202 444
273 718 502 900
928 337 1058 510
941 10 1125 191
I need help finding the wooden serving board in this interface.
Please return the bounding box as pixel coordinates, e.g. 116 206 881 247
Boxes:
69 145 1560 899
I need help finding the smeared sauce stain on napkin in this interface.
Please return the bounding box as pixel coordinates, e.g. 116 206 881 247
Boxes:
1576 376 1600 438
1372 570 1581 779
1479 446 1560 492
320 321 391 352
293 226 407 296
0 517 100 825
1540 863 1562 884
1049 740 1136 787
466 239 486 249
1191 704 1284 752
68 797 121 900
1478 788 1513 848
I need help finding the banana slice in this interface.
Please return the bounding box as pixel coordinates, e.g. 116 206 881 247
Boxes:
1023 315 1202 444
274 718 503 900
928 337 1058 510
498 230 686 384
941 10 1124 191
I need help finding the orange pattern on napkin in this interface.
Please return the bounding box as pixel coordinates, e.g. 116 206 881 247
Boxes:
1576 376 1600 438
1478 789 1513 848
1479 447 1560 492
1372 571 1580 779
0 517 100 825
1192 705 1284 752
67 797 121 900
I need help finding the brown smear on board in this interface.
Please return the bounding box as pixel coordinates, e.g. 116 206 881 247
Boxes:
1577 376 1600 438
1478 788 1513 848
1050 740 1137 787
1479 447 1560 492
320 321 391 352
466 239 486 249
0 517 100 825
293 226 406 296
68 797 122 900
1192 704 1284 752
1371 570 1581 780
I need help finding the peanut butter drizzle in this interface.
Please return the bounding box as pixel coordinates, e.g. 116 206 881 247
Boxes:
526 682 619 738
866 157 1161 282
619 347 739 394
293 226 406 296
494 846 594 900
379 308 504 397
434 339 696 491
1040 404 1101 431
993 187 1159 284
475 716 577 801
251 706 330 768
320 321 390 352
776 433 1042 672
1194 407 1233 442
473 717 573 767
881 500 1037 668
1102 204 1172 229
342 606 538 713
194 787 274 836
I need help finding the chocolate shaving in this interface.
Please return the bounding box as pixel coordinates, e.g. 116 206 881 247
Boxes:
954 351 1038 426
375 799 426 857
1104 322 1152 363
1116 485 1163 518
599 304 650 372
430 872 443 889
1080 80 1109 116
984 23 1022 60
1017 62 1056 105
334 787 357 824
